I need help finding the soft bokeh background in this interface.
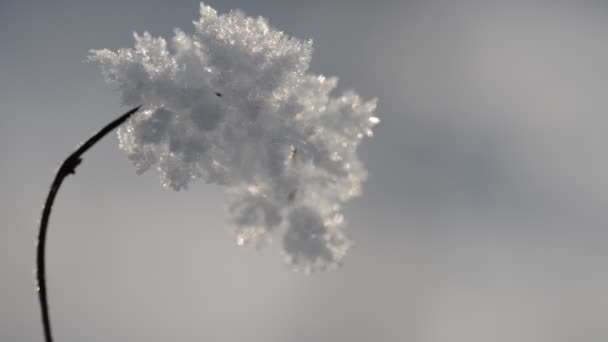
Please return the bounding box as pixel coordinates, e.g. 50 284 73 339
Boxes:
2 0 608 341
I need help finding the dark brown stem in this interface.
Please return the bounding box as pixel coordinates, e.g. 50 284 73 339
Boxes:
36 106 141 342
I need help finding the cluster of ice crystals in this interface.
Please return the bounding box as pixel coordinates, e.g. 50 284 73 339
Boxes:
89 2 378 272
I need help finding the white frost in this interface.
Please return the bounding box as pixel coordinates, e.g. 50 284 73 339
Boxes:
89 2 379 272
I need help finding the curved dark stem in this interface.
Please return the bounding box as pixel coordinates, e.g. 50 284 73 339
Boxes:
36 105 141 342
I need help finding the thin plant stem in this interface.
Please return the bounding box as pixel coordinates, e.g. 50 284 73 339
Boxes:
36 105 141 342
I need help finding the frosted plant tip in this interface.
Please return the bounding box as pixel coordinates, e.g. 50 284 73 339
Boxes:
89 2 379 272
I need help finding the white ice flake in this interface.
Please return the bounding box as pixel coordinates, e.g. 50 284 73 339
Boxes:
89 2 378 272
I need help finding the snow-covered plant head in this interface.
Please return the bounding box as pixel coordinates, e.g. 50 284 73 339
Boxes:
89 2 379 272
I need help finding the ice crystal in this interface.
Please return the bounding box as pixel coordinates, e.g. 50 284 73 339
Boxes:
89 2 379 272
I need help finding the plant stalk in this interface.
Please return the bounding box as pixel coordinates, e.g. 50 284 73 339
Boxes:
36 106 141 342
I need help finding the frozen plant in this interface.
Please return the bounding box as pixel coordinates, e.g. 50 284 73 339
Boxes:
89 2 379 272
37 3 378 342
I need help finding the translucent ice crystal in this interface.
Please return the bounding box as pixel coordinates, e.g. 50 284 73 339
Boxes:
89 2 379 272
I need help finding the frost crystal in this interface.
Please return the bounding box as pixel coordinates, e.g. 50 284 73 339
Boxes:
89 2 379 272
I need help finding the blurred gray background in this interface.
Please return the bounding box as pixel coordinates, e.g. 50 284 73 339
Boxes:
2 0 608 341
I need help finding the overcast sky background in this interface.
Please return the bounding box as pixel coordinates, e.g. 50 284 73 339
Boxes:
2 0 608 341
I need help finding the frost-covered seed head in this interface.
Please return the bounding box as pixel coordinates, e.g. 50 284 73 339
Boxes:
89 2 379 272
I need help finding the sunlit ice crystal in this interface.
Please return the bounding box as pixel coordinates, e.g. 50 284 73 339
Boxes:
88 2 379 272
